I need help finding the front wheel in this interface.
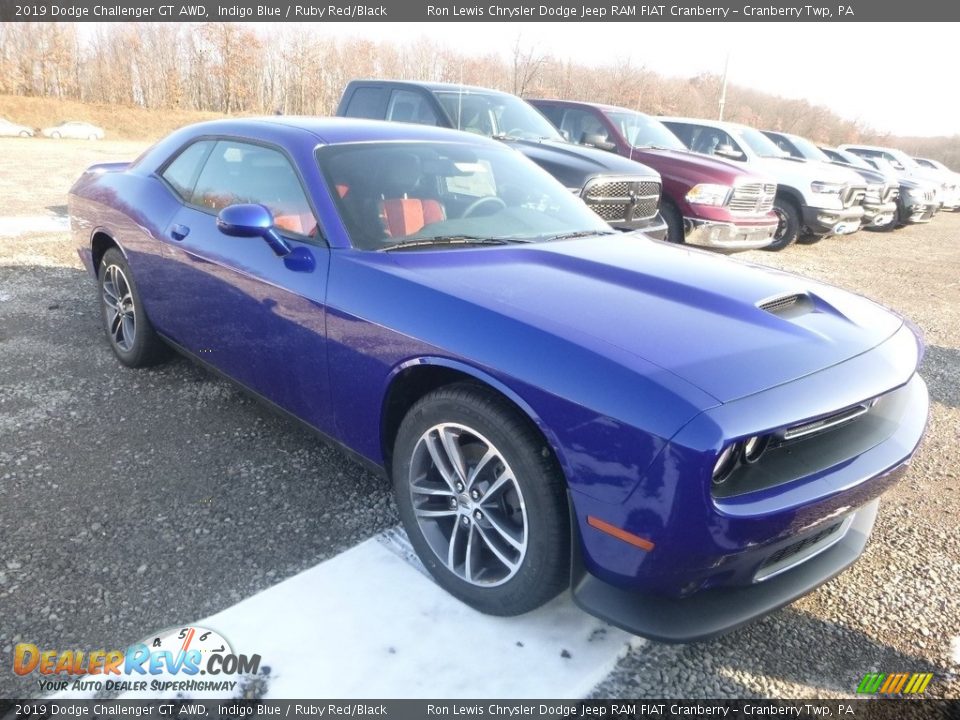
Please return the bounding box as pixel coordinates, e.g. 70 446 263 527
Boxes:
98 248 169 367
392 384 569 616
765 197 801 251
796 232 826 245
660 202 685 244
51 131 61 139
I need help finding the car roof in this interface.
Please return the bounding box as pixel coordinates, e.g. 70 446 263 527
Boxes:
351 79 515 97
658 116 750 132
177 116 504 147
529 98 649 116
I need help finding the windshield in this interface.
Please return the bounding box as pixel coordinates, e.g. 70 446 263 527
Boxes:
785 135 830 162
603 110 686 151
434 90 563 142
737 127 785 159
317 141 611 250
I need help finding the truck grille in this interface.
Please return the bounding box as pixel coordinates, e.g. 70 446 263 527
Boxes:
728 182 776 215
864 184 883 204
841 184 867 208
581 178 660 223
883 185 899 203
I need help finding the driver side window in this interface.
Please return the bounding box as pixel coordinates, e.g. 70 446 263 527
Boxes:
689 125 742 159
191 140 318 238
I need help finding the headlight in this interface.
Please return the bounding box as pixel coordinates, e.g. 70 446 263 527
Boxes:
742 435 770 464
686 183 731 207
810 181 845 195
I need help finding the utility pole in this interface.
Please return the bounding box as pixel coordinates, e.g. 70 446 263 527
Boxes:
718 51 730 121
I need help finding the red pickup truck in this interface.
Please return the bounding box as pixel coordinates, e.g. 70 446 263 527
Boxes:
529 99 779 251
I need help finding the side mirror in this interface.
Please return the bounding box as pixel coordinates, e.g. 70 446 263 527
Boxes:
582 133 617 152
715 144 744 161
217 204 291 256
559 129 571 142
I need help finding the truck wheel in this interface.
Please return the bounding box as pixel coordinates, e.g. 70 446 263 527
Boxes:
797 233 826 245
392 383 569 616
765 197 800 251
661 202 685 244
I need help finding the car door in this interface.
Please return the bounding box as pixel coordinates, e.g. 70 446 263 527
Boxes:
156 138 334 434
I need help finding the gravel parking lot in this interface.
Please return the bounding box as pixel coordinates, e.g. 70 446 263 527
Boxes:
0 138 958 700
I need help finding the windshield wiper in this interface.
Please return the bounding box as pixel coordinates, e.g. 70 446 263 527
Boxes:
540 229 618 242
380 235 520 252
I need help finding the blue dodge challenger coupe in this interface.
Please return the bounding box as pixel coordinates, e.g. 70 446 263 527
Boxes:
69 118 929 641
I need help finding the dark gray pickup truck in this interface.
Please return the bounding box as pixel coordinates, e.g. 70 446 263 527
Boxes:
336 80 668 239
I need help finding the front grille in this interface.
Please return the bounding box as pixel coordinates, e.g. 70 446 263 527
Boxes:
864 184 883 204
883 185 900 203
582 178 660 223
841 184 867 208
728 182 776 215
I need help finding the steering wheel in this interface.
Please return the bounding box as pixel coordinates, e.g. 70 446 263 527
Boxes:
462 196 507 218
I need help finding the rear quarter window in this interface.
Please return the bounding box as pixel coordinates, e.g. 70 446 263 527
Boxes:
343 87 388 119
160 140 215 201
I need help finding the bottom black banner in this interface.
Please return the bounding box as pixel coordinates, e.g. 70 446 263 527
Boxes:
0 699 956 720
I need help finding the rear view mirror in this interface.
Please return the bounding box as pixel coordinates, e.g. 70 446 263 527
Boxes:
582 133 617 153
715 144 744 160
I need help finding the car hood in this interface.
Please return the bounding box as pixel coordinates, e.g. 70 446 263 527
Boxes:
381 236 902 403
754 156 863 184
505 138 660 188
633 147 771 185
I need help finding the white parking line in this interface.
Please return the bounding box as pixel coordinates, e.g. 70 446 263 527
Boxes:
54 530 642 700
0 215 70 236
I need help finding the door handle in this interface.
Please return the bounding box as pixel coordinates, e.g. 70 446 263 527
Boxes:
170 224 190 241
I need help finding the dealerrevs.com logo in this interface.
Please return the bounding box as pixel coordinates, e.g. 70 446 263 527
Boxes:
13 626 262 694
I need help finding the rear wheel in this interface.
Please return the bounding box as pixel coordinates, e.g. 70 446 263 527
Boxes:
18 130 30 138
660 201 685 244
392 383 569 616
98 248 169 367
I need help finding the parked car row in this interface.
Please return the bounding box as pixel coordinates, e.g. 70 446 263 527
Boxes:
0 118 105 139
334 79 956 253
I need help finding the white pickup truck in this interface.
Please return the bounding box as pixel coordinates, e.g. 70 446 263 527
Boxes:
663 117 867 250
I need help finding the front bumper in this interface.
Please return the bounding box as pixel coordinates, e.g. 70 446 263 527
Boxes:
801 204 865 236
683 217 778 251
614 213 669 241
861 200 897 228
901 198 938 224
572 498 880 642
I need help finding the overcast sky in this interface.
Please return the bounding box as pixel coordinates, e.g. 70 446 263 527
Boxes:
288 21 956 137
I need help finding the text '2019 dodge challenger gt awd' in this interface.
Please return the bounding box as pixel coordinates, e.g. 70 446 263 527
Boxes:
69 118 929 642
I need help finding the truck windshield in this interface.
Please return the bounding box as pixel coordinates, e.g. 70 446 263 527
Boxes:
434 90 563 142
316 141 611 251
737 128 786 159
785 135 831 163
604 111 686 151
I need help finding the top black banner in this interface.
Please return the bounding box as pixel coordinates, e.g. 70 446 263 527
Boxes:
1 0 959 22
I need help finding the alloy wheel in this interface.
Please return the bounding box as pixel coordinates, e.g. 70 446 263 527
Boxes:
409 422 528 587
101 264 137 352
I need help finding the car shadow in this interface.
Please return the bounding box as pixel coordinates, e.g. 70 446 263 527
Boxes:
921 345 960 409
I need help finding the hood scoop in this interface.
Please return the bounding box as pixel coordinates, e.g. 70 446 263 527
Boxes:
758 293 813 318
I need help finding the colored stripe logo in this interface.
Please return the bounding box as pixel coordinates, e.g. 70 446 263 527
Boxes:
857 672 933 694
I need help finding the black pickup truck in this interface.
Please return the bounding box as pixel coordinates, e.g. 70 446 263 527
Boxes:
336 80 668 239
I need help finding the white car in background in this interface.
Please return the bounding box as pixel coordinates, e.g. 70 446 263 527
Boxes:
0 118 35 137
913 156 960 210
41 121 105 140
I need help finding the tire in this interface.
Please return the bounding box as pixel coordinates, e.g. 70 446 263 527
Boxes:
18 130 30 138
392 383 569 616
51 131 61 139
796 232 826 245
660 201 685 244
98 248 169 368
765 197 801 251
